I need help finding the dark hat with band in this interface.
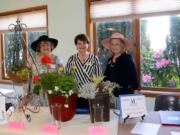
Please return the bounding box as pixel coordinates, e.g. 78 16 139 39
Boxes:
31 35 58 52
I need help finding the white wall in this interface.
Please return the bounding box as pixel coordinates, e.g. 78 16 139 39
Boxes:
0 0 86 65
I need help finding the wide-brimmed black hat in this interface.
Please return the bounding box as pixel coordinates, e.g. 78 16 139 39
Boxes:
31 35 58 52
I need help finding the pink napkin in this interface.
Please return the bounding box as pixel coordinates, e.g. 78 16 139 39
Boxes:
7 120 25 130
41 123 59 134
88 125 108 135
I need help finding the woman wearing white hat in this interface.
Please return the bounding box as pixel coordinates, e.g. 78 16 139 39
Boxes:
103 32 139 97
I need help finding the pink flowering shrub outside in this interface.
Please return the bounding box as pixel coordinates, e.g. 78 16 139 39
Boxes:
142 50 180 88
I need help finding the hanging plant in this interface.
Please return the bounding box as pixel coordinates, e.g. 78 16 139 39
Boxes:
8 65 31 83
7 30 31 83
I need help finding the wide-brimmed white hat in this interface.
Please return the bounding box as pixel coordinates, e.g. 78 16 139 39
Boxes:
102 32 131 50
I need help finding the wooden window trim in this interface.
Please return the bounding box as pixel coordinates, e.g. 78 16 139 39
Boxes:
86 0 180 94
141 90 180 98
0 5 47 16
86 0 91 36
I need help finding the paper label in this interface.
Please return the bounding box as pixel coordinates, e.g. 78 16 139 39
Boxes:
118 94 147 118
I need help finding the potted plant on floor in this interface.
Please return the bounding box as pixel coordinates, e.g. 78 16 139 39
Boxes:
78 75 119 123
32 56 77 122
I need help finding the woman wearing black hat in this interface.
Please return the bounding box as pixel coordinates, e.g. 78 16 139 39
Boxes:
30 35 62 73
29 35 63 106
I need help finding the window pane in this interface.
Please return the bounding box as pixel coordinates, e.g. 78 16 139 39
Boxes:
96 20 132 72
140 15 180 88
0 9 47 31
3 32 23 78
2 31 46 79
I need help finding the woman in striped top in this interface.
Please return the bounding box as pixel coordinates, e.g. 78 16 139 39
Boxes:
66 33 102 110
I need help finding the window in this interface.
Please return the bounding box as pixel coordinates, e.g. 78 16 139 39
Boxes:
0 6 48 82
140 15 180 88
87 0 180 92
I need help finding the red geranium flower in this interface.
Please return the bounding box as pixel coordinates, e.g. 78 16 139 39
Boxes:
41 55 52 64
33 75 39 82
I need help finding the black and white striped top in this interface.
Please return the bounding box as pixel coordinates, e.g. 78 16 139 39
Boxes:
66 53 102 88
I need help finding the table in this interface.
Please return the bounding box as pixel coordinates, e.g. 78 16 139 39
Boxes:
0 107 119 135
118 112 180 135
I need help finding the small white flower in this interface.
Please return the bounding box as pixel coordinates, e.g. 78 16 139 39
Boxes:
78 83 97 99
48 90 52 94
68 90 74 96
65 94 68 98
61 90 65 93
54 86 59 91
64 104 69 108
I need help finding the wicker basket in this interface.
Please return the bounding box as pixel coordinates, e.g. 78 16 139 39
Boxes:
8 66 30 84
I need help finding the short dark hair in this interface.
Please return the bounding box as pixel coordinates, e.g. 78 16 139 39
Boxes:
74 34 90 45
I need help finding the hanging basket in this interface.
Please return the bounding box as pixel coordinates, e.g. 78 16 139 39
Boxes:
8 65 31 84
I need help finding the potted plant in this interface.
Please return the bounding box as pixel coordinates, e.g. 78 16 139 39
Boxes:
78 75 119 123
8 65 31 83
32 56 77 122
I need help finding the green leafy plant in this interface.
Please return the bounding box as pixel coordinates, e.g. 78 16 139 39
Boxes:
32 69 77 97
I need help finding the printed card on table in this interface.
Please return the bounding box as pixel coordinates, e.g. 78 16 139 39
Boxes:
0 96 7 124
118 94 147 119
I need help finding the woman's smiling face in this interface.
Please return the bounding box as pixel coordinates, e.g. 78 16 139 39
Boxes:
39 41 52 55
110 38 125 55
76 40 89 54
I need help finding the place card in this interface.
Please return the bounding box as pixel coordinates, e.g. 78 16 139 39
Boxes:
7 120 25 130
118 94 147 118
41 123 59 134
88 125 108 135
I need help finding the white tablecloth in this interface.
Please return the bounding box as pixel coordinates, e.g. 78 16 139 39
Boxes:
0 107 119 135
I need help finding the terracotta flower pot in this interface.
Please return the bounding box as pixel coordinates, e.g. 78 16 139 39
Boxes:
48 94 77 122
89 92 110 123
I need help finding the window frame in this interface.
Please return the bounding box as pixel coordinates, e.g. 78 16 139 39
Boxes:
0 5 48 84
86 0 180 93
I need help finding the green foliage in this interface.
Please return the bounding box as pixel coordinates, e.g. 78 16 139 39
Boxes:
32 83 41 95
164 16 180 77
40 72 60 91
92 75 105 86
33 71 77 96
56 73 77 93
151 64 180 87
